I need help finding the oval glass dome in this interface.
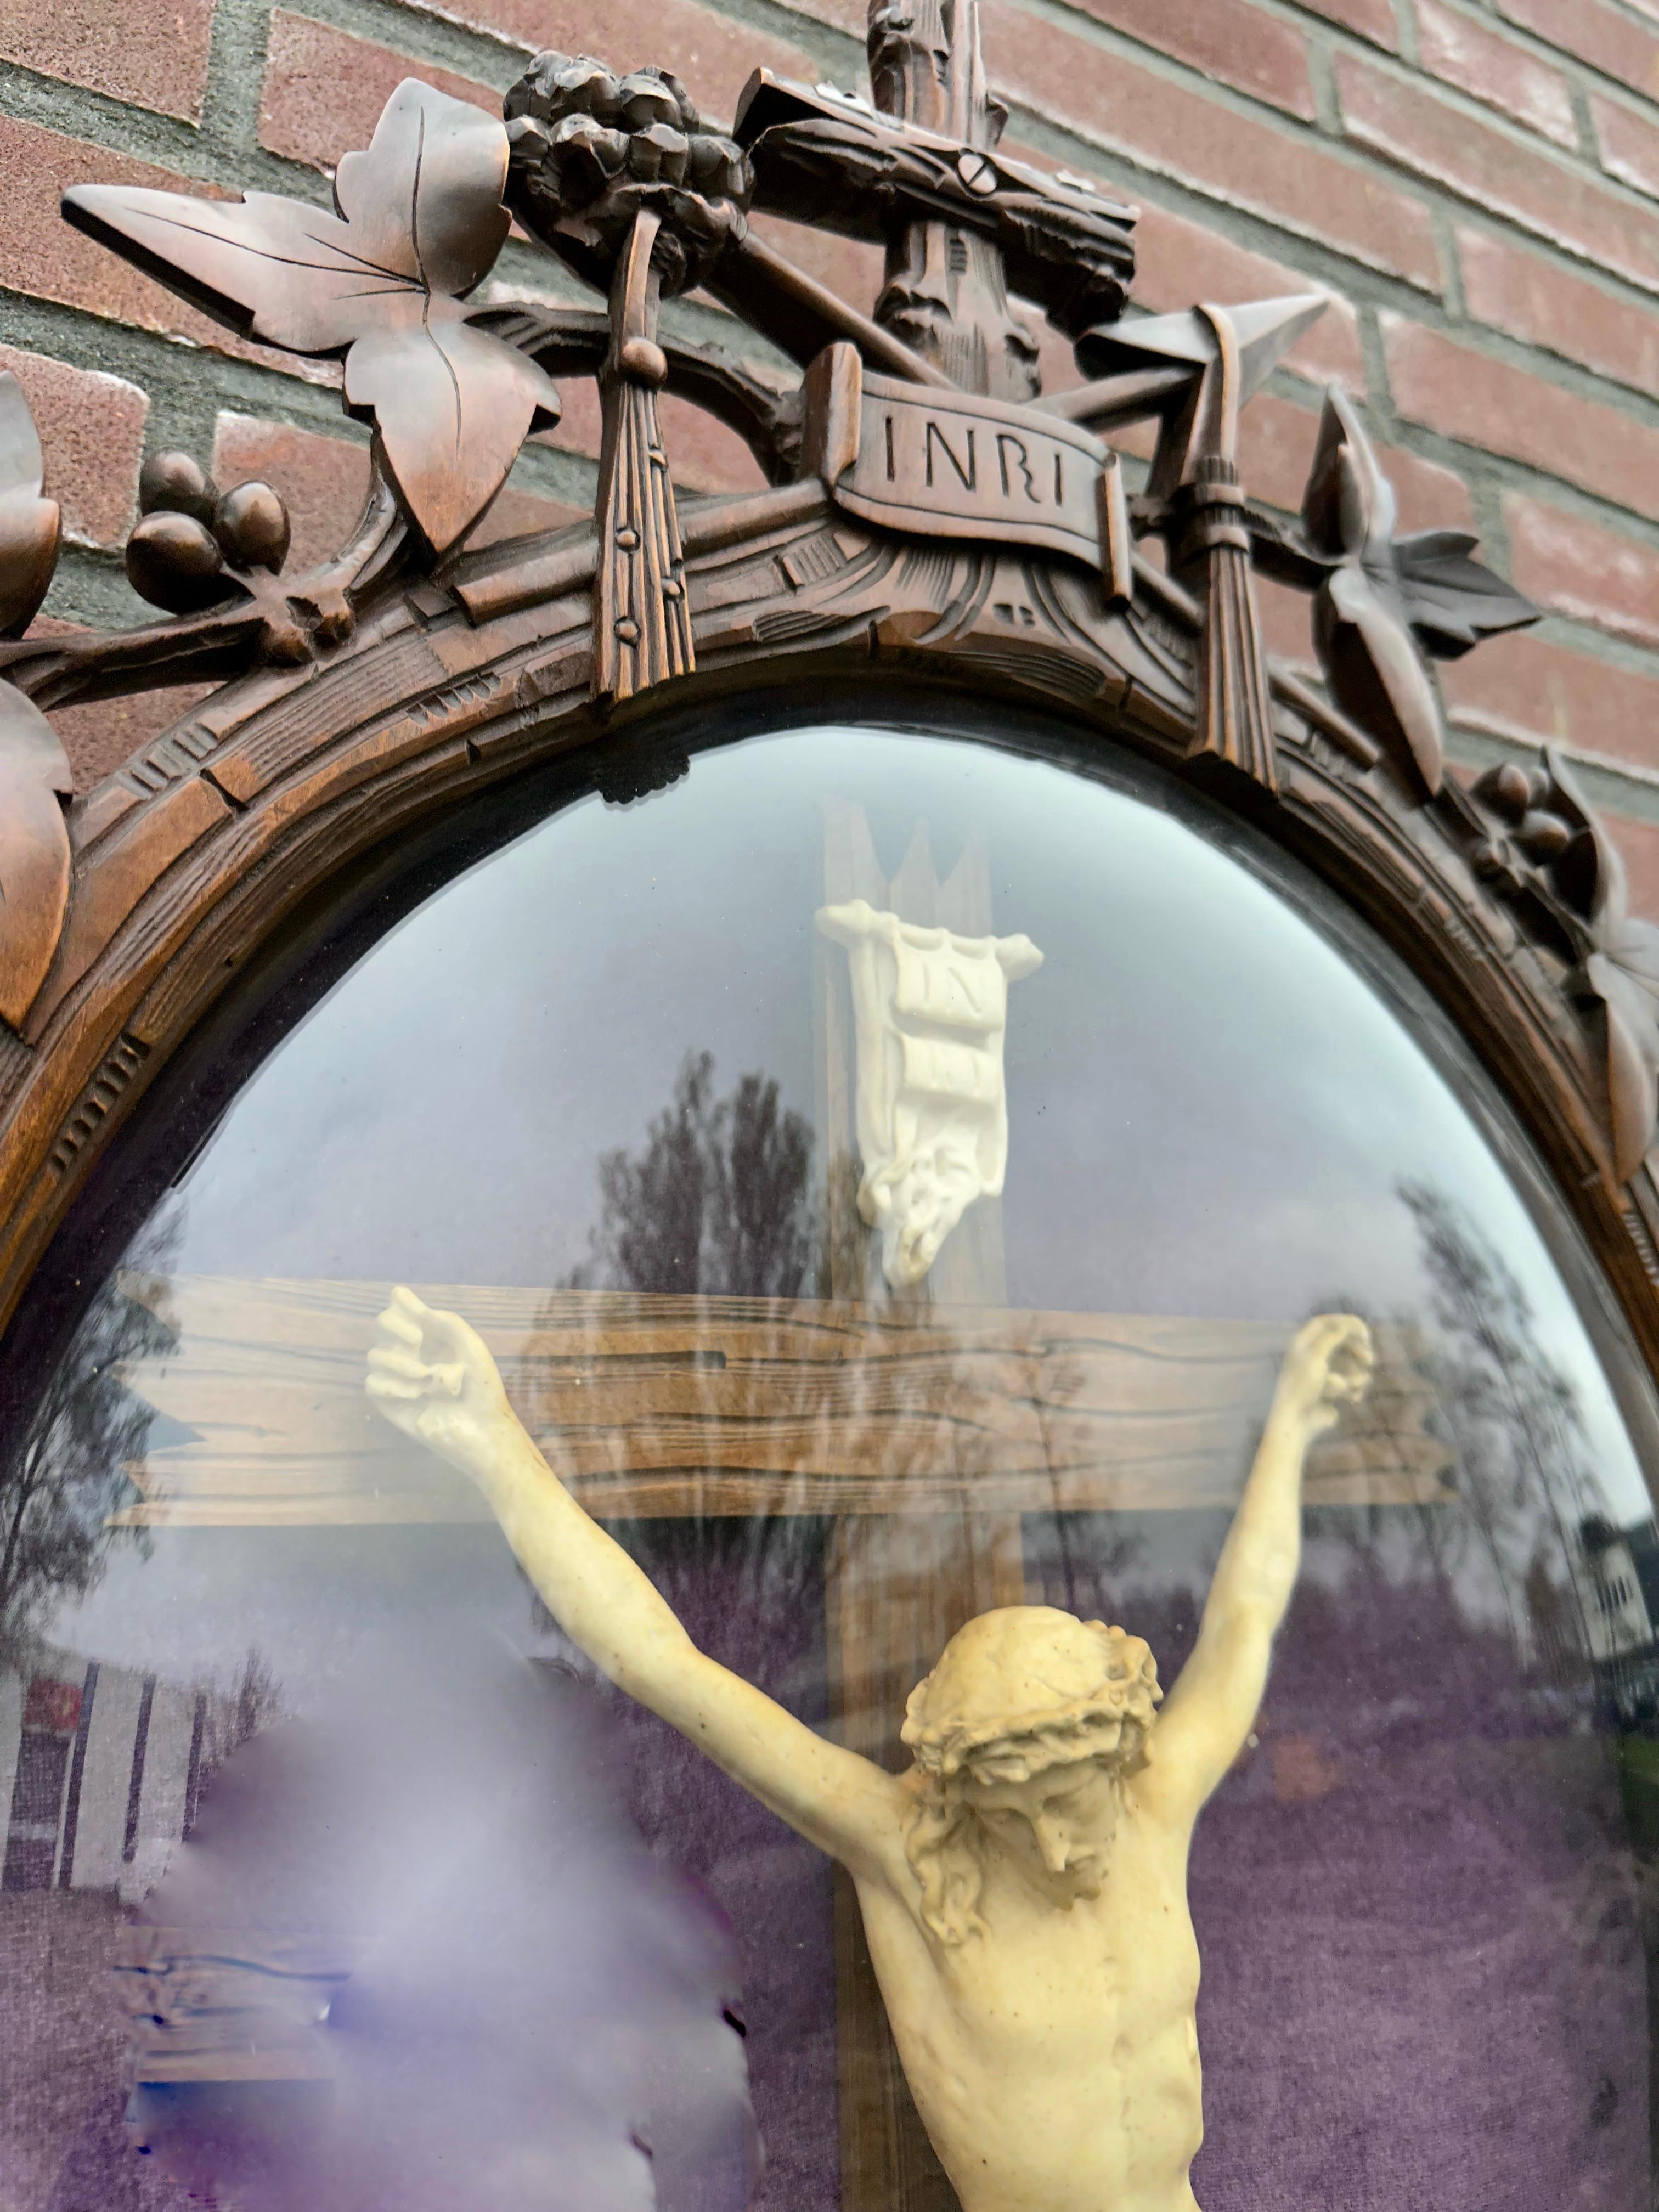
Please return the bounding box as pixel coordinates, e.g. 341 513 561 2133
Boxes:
3 712 1655 2212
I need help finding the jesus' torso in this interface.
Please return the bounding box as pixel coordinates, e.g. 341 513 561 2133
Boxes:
854 1797 1203 2212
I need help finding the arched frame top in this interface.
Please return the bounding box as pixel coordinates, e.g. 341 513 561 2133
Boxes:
4 482 1659 1463
0 22 1655 1460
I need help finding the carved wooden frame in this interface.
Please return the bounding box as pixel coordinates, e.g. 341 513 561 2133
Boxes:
3 1 1659 1418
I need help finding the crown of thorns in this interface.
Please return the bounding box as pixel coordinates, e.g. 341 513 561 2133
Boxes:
901 1622 1163 1784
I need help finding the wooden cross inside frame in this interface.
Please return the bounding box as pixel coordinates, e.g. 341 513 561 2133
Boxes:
115 1268 1450 2211
111 805 1451 2212
116 782 1450 2212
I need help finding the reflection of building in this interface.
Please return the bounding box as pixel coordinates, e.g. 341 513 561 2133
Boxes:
1 1645 213 1901
1576 1517 1659 1722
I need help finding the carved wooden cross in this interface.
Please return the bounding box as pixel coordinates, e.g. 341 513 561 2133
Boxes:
116 1268 1448 2209
731 0 1136 400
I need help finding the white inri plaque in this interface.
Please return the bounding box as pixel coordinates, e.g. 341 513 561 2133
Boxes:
817 899 1043 1289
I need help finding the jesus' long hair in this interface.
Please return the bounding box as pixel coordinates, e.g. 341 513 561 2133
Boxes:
900 1616 1162 1946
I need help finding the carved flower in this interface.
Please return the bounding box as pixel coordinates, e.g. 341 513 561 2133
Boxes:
504 54 753 298
60 81 560 555
1303 388 1536 797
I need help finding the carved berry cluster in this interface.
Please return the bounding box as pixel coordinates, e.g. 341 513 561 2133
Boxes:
504 54 753 298
127 453 291 616
1468 760 1594 912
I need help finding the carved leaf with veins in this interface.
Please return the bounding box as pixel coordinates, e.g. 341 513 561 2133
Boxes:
1302 387 1535 798
61 81 561 554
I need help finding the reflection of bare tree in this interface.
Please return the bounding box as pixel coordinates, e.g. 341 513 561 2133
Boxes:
194 1647 287 1805
571 1052 816 1297
1398 1181 1602 1672
0 1210 179 1664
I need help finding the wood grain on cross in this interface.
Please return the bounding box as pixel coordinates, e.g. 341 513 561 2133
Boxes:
815 791 1024 2212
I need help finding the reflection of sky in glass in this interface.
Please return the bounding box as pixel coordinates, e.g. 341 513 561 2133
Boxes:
146 720 1647 1519
21 721 1658 2212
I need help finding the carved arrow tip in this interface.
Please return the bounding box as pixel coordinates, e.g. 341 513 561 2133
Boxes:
1075 290 1328 398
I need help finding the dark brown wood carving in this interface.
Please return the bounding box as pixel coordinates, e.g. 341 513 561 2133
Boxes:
0 0 1652 1436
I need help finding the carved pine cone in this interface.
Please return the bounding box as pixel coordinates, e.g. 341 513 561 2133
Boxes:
503 54 753 298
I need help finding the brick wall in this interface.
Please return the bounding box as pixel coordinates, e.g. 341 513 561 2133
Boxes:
7 0 1659 905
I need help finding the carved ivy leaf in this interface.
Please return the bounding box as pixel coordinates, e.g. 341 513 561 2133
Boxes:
61 80 561 553
1302 387 1448 794
0 679 72 1032
0 373 62 637
1318 558 1446 796
1391 529 1537 659
1302 388 1538 798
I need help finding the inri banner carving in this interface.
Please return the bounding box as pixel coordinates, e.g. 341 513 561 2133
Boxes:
817 898 1043 1289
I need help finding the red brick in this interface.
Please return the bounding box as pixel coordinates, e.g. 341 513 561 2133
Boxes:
1237 388 1475 524
1442 627 1659 776
982 8 1441 289
747 216 886 324
1054 0 1314 119
212 412 580 569
1592 93 1659 200
0 0 216 123
1338 52 1659 296
0 343 146 549
1414 2 1577 148
386 0 816 125
662 394 768 491
1374 438 1477 532
773 0 864 29
1299 0 1400 46
0 114 332 386
1387 318 1659 517
1503 494 1659 651
1129 200 1366 390
543 381 764 492
1457 226 1659 398
259 14 498 173
1494 0 1659 104
1258 574 1317 668
1604 814 1659 925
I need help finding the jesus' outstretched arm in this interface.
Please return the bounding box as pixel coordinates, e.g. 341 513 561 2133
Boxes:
365 1286 907 1876
1142 1312 1373 1827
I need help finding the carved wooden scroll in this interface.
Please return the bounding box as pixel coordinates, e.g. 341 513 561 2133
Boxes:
805 344 1131 591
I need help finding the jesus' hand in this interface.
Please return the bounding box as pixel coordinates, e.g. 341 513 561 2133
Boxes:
365 1285 518 1478
1269 1313 1374 1441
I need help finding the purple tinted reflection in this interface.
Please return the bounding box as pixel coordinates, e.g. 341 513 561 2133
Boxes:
127 1623 758 2212
1035 1511 1650 2212
586 1518 840 2212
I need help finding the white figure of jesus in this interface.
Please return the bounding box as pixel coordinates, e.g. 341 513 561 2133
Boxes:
366 1297 1372 2212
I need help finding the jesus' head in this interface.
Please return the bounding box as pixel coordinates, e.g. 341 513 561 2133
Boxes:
899 1606 1163 1944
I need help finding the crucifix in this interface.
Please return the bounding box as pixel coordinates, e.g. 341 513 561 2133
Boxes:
365 1289 1379 2212
86 11 1455 2200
